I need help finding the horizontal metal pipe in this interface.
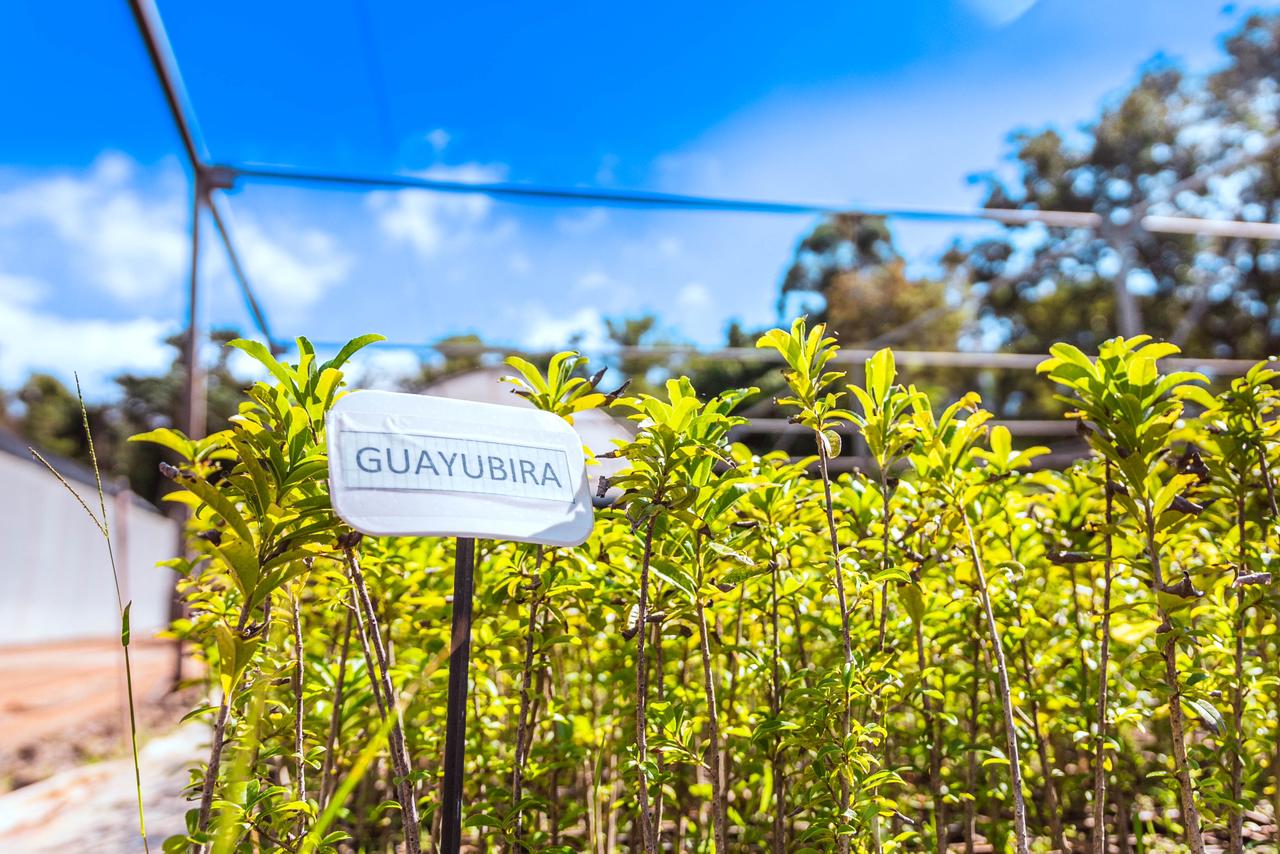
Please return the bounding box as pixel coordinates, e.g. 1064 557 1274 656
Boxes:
303 339 1263 375
227 163 1280 240
734 418 1082 437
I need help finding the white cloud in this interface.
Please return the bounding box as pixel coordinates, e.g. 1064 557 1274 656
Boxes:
509 252 533 275
426 128 451 153
575 270 615 292
595 154 619 186
958 0 1039 27
653 152 724 191
521 306 608 352
672 281 723 343
656 236 683 259
224 214 353 310
0 273 174 393
1 272 44 306
351 347 423 389
0 152 353 331
0 153 186 302
367 162 510 256
676 281 712 311
555 207 609 235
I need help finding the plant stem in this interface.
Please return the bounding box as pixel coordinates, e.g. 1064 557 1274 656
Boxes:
964 621 979 854
1092 462 1115 854
512 545 545 852
653 620 666 842
694 529 728 854
291 587 307 806
877 471 892 655
633 516 659 854
1115 778 1132 854
1249 414 1278 522
319 606 353 809
1142 510 1205 854
915 620 945 854
33 392 151 854
1160 636 1205 854
816 441 853 852
118 641 150 853
1273 657 1280 849
961 512 1030 854
1017 636 1065 850
196 606 251 852
1229 490 1247 854
770 546 787 854
343 546 422 854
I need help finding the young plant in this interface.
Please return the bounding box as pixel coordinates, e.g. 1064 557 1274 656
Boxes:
119 328 1280 853
847 347 924 850
756 318 861 849
1191 361 1278 852
29 376 151 854
1039 336 1211 853
500 350 611 848
609 378 754 853
135 334 392 853
908 392 1032 854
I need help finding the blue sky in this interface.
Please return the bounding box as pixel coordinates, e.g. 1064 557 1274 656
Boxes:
2 0 1276 393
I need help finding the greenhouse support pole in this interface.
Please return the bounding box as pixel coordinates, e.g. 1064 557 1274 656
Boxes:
167 175 205 686
184 174 206 442
441 536 477 854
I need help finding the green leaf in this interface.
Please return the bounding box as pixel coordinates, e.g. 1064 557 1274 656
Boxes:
1183 696 1224 736
321 333 386 373
120 601 132 647
650 557 698 602
179 475 255 546
129 428 196 462
821 429 843 459
901 584 925 629
228 338 295 392
867 348 896 403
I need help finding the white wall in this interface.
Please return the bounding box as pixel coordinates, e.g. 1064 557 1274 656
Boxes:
0 451 178 646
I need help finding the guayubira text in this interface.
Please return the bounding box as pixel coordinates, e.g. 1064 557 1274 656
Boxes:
355 446 564 488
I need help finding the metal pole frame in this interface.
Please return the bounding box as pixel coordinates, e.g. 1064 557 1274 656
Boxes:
440 536 477 853
183 172 207 441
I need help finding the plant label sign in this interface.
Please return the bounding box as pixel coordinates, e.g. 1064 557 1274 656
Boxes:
327 390 594 546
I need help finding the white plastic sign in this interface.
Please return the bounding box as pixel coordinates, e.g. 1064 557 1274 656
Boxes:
326 390 594 546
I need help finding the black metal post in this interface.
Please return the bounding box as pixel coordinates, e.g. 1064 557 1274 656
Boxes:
440 536 477 854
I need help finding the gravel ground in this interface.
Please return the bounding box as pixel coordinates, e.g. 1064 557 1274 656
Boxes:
0 723 203 853
0 638 203 853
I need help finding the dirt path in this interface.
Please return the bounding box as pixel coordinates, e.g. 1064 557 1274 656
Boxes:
0 724 203 853
0 637 203 852
0 637 189 790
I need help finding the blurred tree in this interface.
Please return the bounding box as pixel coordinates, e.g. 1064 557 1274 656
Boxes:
11 373 92 460
110 329 245 502
2 331 246 504
396 333 490 392
685 320 779 401
959 13 1280 411
604 314 670 393
780 214 965 350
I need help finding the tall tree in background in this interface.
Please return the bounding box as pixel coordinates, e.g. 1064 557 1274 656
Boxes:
396 333 489 392
112 329 245 502
2 330 245 504
960 14 1280 411
780 214 965 351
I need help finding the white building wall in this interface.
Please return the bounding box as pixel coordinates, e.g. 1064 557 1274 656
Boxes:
0 451 178 646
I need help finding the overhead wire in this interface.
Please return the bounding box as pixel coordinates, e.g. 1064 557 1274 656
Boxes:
300 339 1262 376
223 162 1280 240
127 0 1280 364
